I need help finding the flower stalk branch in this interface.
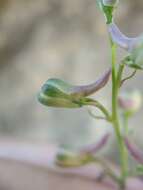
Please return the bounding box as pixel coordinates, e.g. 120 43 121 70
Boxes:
111 43 128 189
83 99 112 122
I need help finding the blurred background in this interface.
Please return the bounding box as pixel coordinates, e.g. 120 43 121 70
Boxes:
0 1 143 188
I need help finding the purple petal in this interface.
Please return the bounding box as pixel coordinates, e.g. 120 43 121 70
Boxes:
108 22 137 52
72 69 111 97
80 133 110 155
124 137 143 164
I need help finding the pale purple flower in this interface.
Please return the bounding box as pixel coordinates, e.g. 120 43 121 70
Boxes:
108 22 143 52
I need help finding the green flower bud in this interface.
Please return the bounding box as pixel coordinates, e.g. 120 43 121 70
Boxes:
38 70 111 108
98 0 118 24
55 150 92 167
38 78 83 108
118 90 142 116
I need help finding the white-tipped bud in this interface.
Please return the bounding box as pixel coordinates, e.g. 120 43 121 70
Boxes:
118 90 142 115
103 0 119 7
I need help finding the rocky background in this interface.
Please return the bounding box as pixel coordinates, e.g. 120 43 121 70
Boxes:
0 0 143 151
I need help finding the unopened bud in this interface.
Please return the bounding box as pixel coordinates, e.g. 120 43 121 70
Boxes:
55 150 92 167
38 69 111 108
98 0 119 24
118 90 142 115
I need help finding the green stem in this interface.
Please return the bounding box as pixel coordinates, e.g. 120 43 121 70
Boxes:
111 43 128 189
83 99 112 121
123 113 129 136
117 63 125 87
87 108 107 121
121 69 137 86
92 157 120 184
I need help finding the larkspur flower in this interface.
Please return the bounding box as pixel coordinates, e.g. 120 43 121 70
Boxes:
108 22 143 69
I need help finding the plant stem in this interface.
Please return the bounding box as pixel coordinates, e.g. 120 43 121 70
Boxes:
111 43 128 189
117 63 124 87
123 113 129 136
120 69 137 87
92 157 120 184
83 99 112 121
